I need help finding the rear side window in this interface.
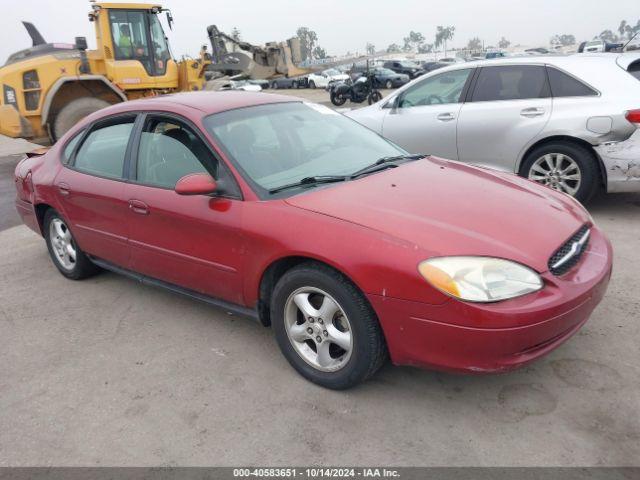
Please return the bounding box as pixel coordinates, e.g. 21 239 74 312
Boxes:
547 67 598 97
62 130 83 164
74 120 134 179
628 60 640 81
471 65 550 102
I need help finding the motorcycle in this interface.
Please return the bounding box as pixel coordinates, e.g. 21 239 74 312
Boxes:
330 72 383 107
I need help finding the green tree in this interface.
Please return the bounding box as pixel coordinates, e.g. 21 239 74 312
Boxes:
551 34 576 46
466 37 482 51
366 42 376 55
435 26 456 56
386 43 401 53
402 31 425 53
498 37 511 49
418 43 433 53
312 46 327 59
296 27 318 61
598 30 619 43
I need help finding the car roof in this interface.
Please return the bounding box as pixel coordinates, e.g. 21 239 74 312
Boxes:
97 91 300 117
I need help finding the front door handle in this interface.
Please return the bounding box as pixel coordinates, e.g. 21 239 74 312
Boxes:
520 107 545 118
437 112 456 122
128 199 149 215
57 182 70 196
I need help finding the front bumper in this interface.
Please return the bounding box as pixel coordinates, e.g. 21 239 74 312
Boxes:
368 227 613 373
595 130 640 192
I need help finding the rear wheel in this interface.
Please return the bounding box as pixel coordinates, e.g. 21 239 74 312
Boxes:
44 210 100 280
271 263 387 389
520 142 599 203
385 80 393 89
271 82 278 89
52 97 111 141
368 90 383 105
292 80 298 89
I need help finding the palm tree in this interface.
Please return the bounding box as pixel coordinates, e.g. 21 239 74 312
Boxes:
435 26 456 57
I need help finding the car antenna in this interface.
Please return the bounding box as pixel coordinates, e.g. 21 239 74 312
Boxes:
622 31 639 51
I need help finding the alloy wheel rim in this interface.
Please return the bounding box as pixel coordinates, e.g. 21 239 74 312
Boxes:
49 218 77 271
284 287 353 372
528 153 582 196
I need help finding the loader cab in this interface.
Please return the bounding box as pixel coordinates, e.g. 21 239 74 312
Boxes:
92 3 177 88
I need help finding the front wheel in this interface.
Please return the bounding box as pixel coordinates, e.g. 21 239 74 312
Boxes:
52 97 111 141
385 80 393 89
44 209 100 280
330 91 348 106
271 82 278 89
520 142 599 203
309 80 316 89
271 263 387 390
368 90 383 105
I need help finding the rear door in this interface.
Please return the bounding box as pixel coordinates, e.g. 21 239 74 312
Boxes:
124 114 245 304
54 115 137 268
381 68 474 159
457 64 552 172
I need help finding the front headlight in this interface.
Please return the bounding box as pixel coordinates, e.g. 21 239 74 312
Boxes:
418 257 543 303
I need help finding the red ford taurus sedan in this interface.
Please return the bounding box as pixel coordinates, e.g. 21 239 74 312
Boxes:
14 92 613 389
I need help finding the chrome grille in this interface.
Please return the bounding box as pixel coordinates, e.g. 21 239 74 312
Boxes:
548 225 590 276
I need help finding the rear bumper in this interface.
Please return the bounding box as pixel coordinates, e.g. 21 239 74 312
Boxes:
595 131 640 192
15 198 41 235
368 227 613 373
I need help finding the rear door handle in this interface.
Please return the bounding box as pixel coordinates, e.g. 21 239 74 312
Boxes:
520 107 545 118
128 199 149 215
437 112 456 122
57 182 70 196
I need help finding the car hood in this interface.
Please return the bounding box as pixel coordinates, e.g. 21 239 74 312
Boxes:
284 157 590 272
328 74 350 81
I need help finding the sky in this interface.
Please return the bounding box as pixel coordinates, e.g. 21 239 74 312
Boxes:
1 0 639 63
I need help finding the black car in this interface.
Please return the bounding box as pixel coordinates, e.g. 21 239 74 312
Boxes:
420 61 448 73
383 60 425 79
348 66 409 89
270 77 307 89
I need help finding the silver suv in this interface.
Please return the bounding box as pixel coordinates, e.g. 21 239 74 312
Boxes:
347 53 640 201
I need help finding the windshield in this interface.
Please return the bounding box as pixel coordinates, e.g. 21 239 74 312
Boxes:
399 61 416 68
377 68 395 75
204 102 405 197
324 69 340 76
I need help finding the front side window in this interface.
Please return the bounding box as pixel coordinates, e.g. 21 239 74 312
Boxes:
136 117 215 189
74 120 134 179
399 69 472 108
471 65 549 102
204 102 403 196
547 67 598 97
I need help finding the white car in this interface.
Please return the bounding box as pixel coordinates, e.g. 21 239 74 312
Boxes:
347 53 640 201
220 80 262 92
307 68 350 89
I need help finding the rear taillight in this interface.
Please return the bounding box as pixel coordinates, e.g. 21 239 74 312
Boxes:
625 109 640 125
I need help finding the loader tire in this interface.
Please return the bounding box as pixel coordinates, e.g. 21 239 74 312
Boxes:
52 98 111 141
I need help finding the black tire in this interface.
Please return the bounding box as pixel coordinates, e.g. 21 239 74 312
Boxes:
44 209 100 280
368 90 383 105
385 80 393 89
292 80 298 89
271 82 278 89
330 91 347 107
52 97 111 141
519 141 600 203
271 262 387 390
309 80 316 89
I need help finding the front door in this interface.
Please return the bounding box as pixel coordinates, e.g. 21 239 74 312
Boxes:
54 115 137 268
382 68 474 159
125 114 245 304
457 65 552 172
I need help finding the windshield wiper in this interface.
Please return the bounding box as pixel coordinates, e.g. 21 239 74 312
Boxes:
349 154 426 179
268 175 348 194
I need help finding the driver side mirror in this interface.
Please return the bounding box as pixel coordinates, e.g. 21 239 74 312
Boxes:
175 173 217 196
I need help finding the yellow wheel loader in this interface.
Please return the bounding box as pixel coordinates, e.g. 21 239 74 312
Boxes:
0 2 305 143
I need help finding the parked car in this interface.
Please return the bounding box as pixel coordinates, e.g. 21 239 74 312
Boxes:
347 54 640 201
219 80 262 92
306 68 349 89
248 79 270 90
383 60 425 79
421 61 448 73
349 66 409 89
270 77 307 89
14 91 612 389
439 57 465 64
